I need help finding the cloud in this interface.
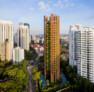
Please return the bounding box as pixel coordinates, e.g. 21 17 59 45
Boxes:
54 0 63 8
53 0 75 9
38 1 52 12
70 3 75 7
70 3 74 7
30 7 34 11
65 3 75 8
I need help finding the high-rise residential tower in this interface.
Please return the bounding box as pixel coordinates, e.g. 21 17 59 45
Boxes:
76 27 94 83
24 23 31 44
17 24 29 50
0 20 14 59
69 24 82 67
44 14 60 83
69 25 94 83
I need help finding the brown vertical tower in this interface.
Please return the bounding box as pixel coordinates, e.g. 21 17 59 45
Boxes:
44 14 60 83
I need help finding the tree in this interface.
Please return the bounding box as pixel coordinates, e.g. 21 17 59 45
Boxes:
31 40 34 45
31 67 40 91
0 60 28 92
39 56 44 63
25 47 37 60
31 67 38 74
60 59 94 92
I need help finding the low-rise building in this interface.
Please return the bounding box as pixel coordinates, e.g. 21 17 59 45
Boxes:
31 35 41 43
31 44 44 53
41 38 44 43
38 51 44 57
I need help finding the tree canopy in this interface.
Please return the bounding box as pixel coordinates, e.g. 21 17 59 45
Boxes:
60 59 94 92
25 47 37 60
31 67 40 91
0 60 28 92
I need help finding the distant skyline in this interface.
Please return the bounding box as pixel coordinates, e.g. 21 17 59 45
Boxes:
0 0 94 35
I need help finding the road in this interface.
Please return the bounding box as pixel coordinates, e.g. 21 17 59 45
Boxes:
27 61 36 92
56 87 70 92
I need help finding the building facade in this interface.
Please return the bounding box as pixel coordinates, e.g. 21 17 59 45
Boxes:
69 24 82 67
1 40 12 61
0 20 14 59
14 33 17 44
69 25 94 83
41 38 44 43
44 14 60 83
13 47 24 64
31 35 41 44
76 27 94 83
60 35 69 45
17 24 29 50
24 23 31 43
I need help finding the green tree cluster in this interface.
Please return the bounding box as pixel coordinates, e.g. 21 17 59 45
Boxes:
38 56 44 73
39 56 44 63
25 47 37 60
41 82 70 92
60 59 94 92
0 60 28 92
31 67 40 92
39 40 44 45
60 45 63 54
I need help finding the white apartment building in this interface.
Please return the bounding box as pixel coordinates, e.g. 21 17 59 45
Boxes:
13 47 24 64
0 20 14 58
69 25 94 83
24 23 31 44
69 24 82 67
17 25 29 50
76 27 94 83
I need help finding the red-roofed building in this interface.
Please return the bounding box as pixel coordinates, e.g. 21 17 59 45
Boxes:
31 44 44 53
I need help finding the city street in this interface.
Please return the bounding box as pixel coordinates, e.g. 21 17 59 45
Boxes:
27 61 36 92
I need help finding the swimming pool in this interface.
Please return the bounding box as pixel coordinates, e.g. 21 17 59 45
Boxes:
40 75 47 87
61 72 67 84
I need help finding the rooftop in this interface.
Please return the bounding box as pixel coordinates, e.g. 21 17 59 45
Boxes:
0 20 13 25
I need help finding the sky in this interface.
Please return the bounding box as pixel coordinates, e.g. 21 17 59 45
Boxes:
0 0 94 35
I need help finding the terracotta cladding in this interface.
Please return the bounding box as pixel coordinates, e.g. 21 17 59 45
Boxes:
44 14 60 83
